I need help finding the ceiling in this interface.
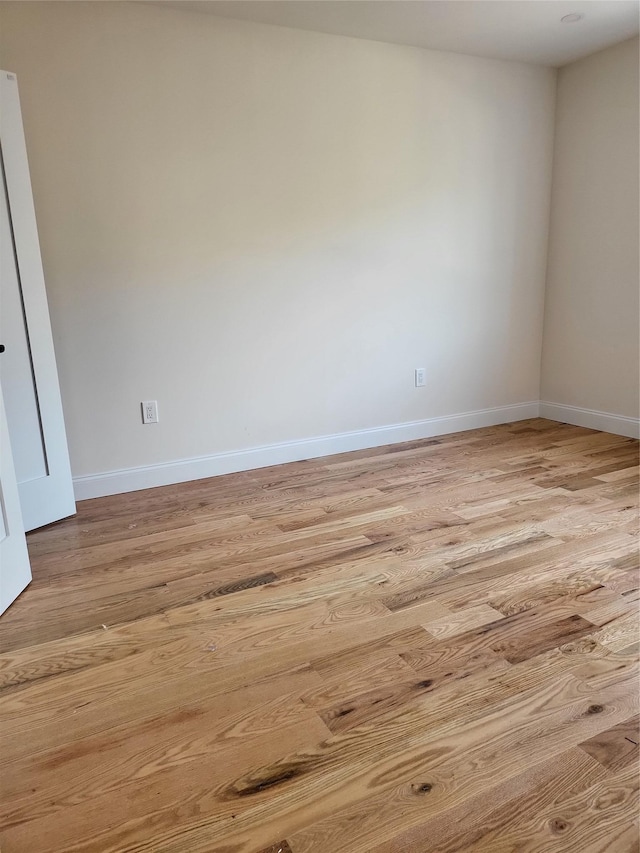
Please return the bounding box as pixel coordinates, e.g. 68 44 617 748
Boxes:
154 0 639 66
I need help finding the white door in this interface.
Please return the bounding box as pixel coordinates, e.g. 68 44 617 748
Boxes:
0 383 31 615
0 70 75 531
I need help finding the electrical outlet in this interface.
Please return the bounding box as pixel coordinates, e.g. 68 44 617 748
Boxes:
141 400 159 424
415 368 426 388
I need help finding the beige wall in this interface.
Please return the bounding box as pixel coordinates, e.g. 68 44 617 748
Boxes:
0 2 556 479
541 37 639 419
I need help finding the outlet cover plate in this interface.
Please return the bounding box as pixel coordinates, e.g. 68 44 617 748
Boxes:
142 400 159 424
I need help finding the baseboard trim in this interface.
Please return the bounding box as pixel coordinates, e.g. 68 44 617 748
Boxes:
73 401 540 500
539 401 640 440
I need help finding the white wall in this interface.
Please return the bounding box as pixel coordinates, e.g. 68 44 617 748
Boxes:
541 37 639 423
0 2 556 489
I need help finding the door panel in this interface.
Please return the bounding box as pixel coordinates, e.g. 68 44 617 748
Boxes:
0 384 31 615
0 70 75 531
1 163 48 483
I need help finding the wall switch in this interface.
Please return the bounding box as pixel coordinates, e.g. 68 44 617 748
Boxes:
141 400 159 424
415 368 426 388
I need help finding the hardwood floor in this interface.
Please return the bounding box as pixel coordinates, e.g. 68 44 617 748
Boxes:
0 418 638 852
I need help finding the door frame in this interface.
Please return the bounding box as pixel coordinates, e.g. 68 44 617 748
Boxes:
0 383 32 615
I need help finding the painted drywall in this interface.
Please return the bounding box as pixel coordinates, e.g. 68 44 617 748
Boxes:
541 37 639 420
0 2 555 480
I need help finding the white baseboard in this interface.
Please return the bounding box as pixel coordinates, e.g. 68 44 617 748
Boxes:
73 401 540 501
539 401 640 440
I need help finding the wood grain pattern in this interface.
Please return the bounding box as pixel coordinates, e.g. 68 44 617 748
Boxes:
364 747 609 853
0 418 637 852
579 715 640 771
